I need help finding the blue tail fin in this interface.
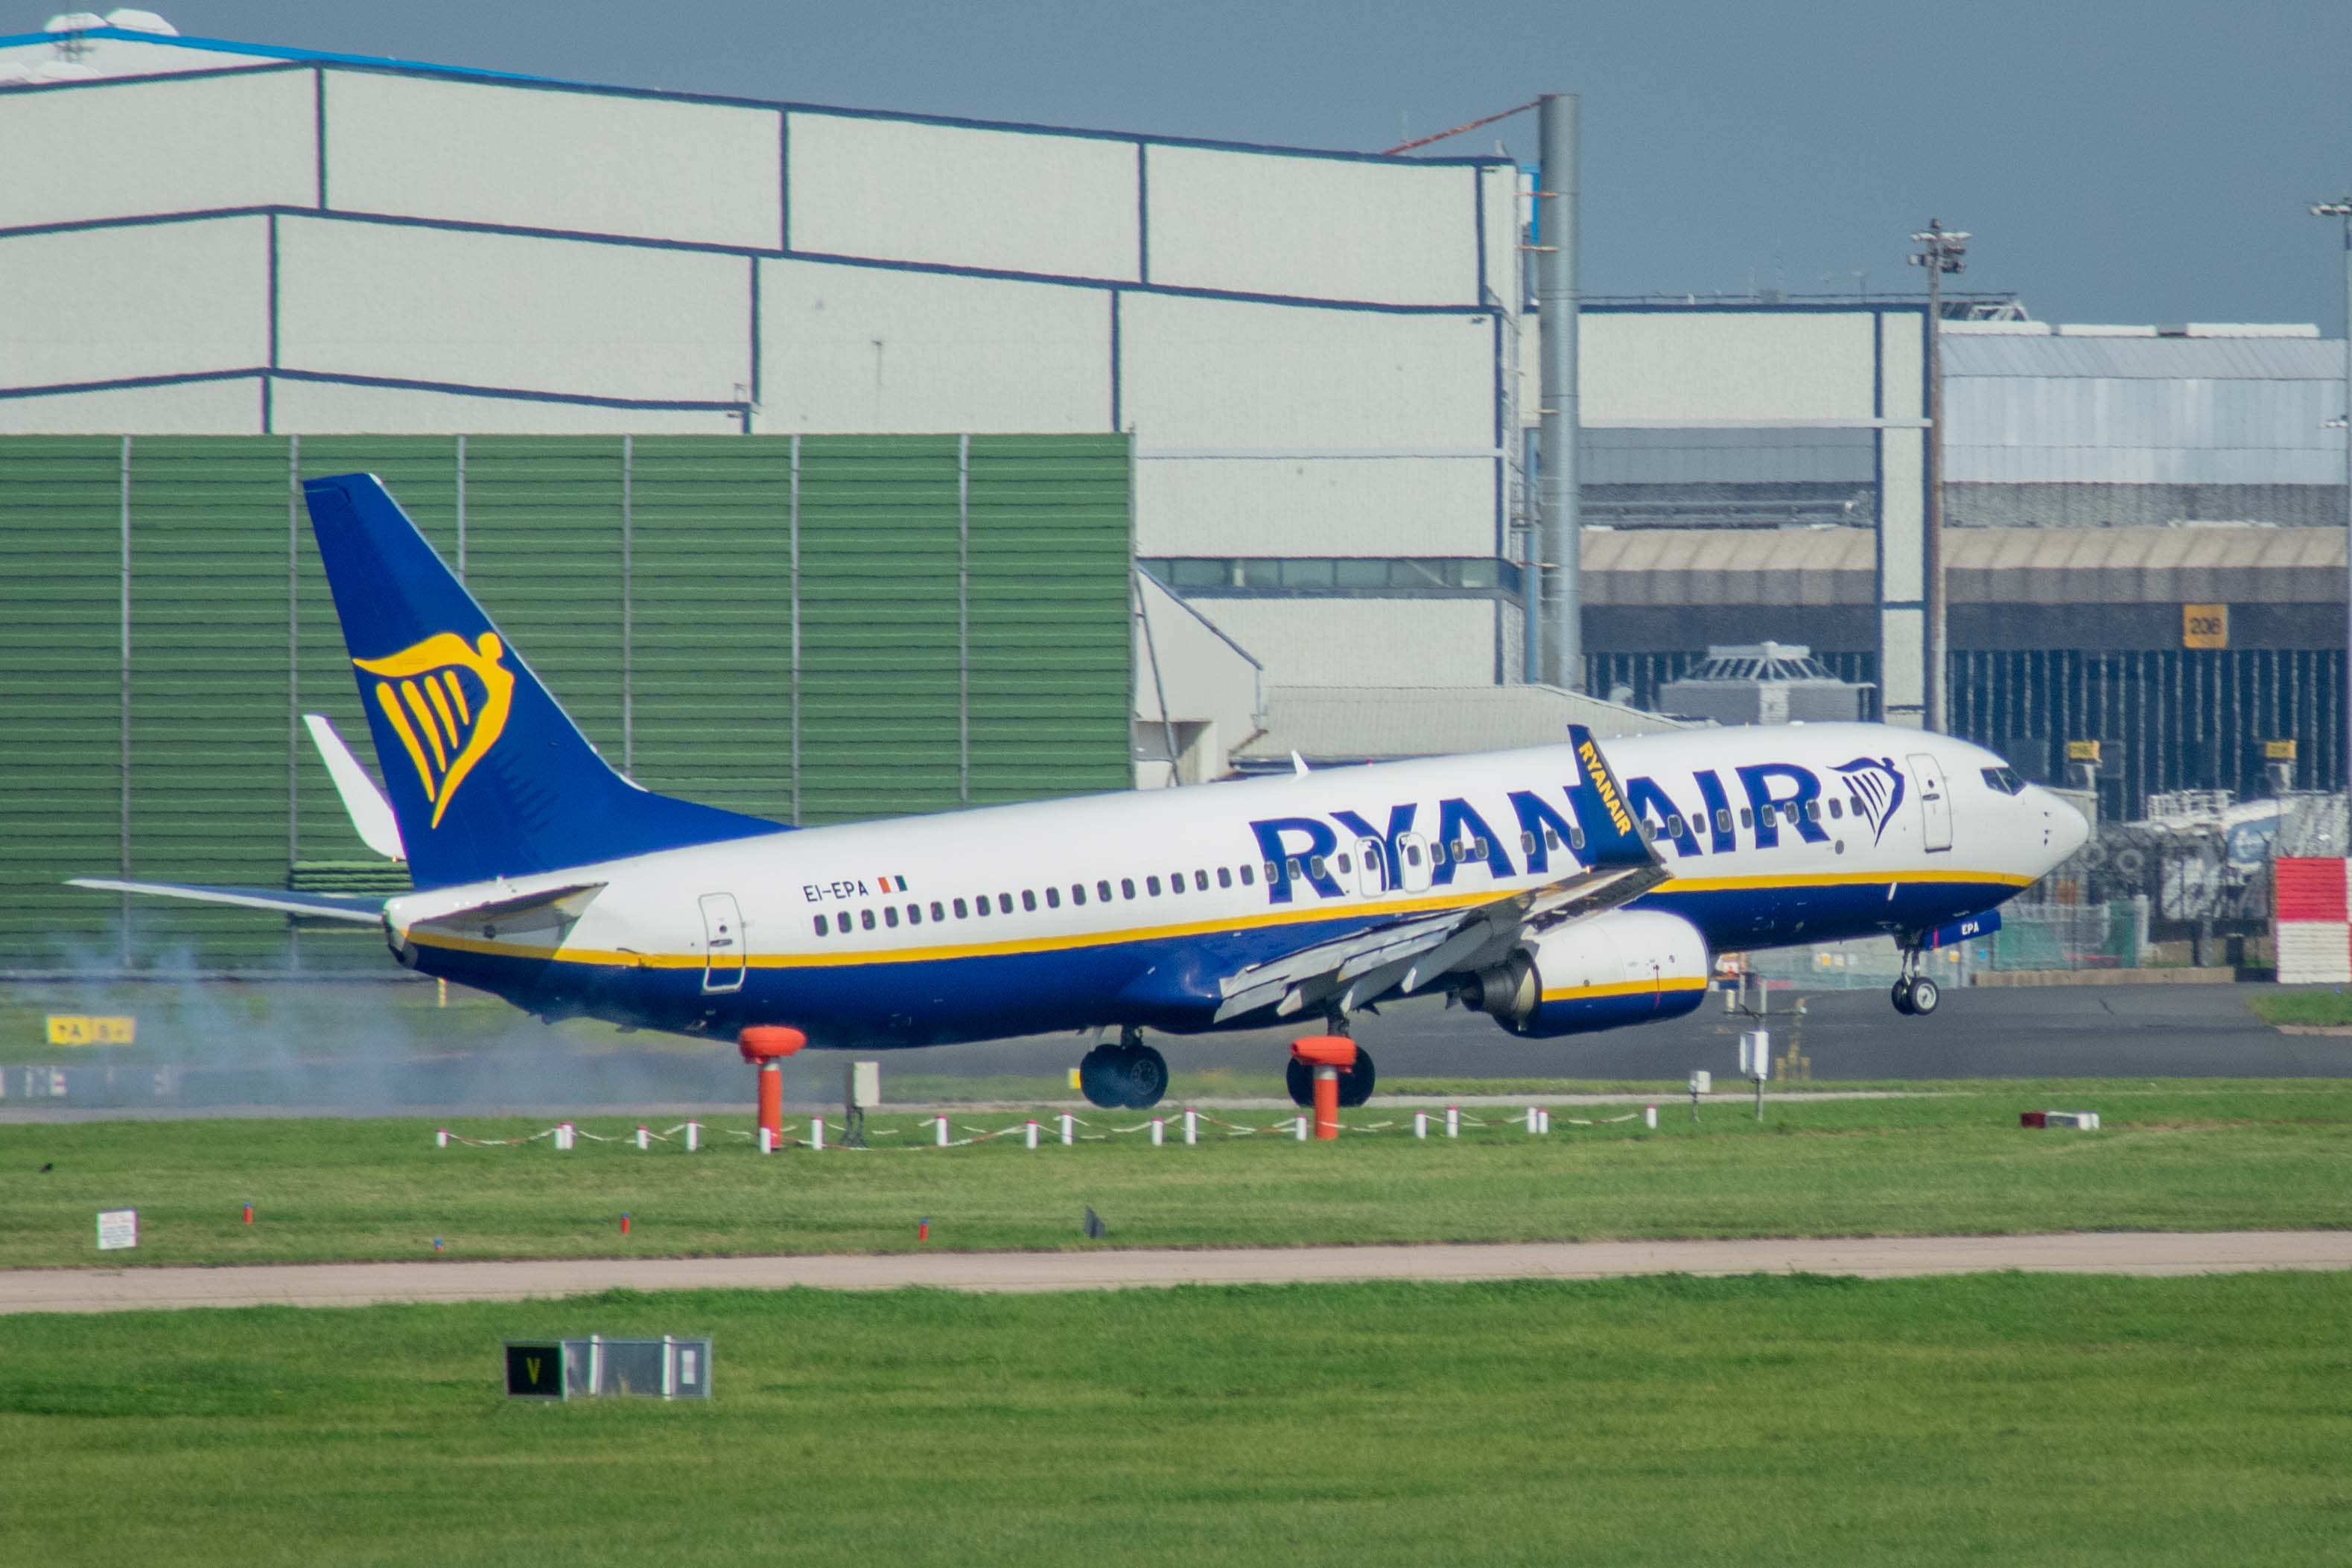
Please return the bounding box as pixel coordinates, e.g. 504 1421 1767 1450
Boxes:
1564 724 1655 869
305 473 781 890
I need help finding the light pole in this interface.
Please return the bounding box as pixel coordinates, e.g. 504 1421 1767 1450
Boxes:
2313 199 2352 797
1910 220 1968 734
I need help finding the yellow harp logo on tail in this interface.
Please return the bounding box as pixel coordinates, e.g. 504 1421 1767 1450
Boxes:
353 632 515 828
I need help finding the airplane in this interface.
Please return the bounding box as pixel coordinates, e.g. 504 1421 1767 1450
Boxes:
74 474 2090 1110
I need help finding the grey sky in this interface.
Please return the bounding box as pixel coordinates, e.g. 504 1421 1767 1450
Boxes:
69 1 2352 327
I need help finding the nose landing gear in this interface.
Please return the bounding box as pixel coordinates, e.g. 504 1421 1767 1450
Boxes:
1890 948 1940 1016
1078 1026 1169 1109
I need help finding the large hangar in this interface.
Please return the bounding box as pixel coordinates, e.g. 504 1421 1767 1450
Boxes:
0 19 1527 693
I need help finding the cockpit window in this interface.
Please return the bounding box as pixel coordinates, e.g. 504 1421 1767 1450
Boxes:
1980 765 2026 796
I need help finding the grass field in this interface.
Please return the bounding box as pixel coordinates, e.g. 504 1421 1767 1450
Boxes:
2 1271 2346 1567
2248 989 2352 1026
8 1080 2349 1268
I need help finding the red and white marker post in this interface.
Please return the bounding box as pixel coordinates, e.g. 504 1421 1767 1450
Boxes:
1290 1036 1356 1141
738 1026 807 1154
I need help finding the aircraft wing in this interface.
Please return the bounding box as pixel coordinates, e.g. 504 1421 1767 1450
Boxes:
1210 724 1668 1022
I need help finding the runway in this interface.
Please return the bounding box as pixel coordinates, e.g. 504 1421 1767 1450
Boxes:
7 1230 2346 1314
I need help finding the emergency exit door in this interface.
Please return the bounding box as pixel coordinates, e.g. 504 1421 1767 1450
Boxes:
1907 753 1953 852
699 893 746 993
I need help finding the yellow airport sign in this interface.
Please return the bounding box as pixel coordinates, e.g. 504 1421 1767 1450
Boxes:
45 1015 136 1046
2065 739 2102 763
2264 739 2298 762
2182 604 2228 649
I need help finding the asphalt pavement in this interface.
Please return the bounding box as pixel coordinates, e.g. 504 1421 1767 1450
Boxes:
7 1231 2345 1314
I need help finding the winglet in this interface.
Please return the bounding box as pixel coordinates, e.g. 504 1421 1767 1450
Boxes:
1565 724 1654 868
303 713 405 861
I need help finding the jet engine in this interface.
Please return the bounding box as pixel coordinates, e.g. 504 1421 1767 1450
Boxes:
1459 910 1711 1038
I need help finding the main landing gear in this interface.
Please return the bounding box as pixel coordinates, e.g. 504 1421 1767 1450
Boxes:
1890 948 1941 1017
1079 1027 1169 1109
1285 1017 1376 1109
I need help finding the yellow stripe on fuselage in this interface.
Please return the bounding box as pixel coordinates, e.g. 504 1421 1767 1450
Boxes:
404 867 2030 972
1537 975 1711 1003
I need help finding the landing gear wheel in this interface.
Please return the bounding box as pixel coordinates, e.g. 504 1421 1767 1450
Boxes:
1118 1044 1169 1109
1078 1045 1127 1109
1890 980 1916 1016
1289 1047 1379 1106
1905 976 1940 1016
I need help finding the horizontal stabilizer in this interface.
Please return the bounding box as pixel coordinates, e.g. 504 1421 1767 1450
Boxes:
68 878 387 925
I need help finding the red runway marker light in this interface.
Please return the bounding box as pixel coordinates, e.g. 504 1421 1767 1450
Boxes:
918 1217 930 1243
620 1213 632 1235
241 1202 253 1226
1291 1035 1357 1141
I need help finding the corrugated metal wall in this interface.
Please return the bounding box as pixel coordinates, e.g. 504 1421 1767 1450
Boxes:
0 433 1131 973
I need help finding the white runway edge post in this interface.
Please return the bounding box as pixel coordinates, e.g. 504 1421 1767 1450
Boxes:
1025 1120 1039 1150
1538 1108 1551 1135
812 1115 824 1153
1446 1106 1460 1138
684 1121 699 1152
1151 1118 1165 1147
1525 1106 1539 1134
635 1125 649 1150
556 1122 576 1152
1294 1115 1308 1141
436 1128 448 1149
935 1115 950 1148
757 1126 774 1155
1645 1106 1658 1130
1414 1112 1428 1138
1183 1109 1198 1145
1058 1112 1074 1145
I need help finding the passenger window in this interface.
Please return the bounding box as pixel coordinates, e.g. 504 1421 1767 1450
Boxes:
1740 808 1753 829
1405 842 1423 866
1286 857 1303 880
1022 890 1037 911
1828 800 1843 820
1046 887 1061 908
1169 871 1186 895
1307 856 1326 881
1667 815 1685 838
1263 861 1279 882
1239 864 1255 886
1474 838 1488 858
906 904 921 925
1147 876 1162 896
974 896 991 918
1805 801 1821 822
1520 832 1535 855
1217 867 1232 889
884 907 900 928
1568 826 1586 850
1098 880 1112 902
998 893 1014 914
1545 828 1560 851
931 900 944 921
861 909 876 931
1338 853 1353 874
1431 843 1449 866
1193 870 1207 890
1638 820 1656 843
813 914 829 936
1122 878 1137 899
954 897 968 918
1716 809 1732 832
1072 885 1086 906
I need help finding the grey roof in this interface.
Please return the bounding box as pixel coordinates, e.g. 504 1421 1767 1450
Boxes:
1236 683 1685 764
1583 526 2348 608
1943 335 2345 380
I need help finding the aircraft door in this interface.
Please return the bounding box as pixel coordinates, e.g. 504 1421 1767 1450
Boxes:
1355 838 1389 897
1908 753 1953 852
699 892 746 993
1396 832 1433 893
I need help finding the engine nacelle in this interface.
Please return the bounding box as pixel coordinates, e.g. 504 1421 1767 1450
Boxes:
1461 910 1712 1039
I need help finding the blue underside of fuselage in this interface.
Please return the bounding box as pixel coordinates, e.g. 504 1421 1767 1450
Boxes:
413 877 2021 1050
